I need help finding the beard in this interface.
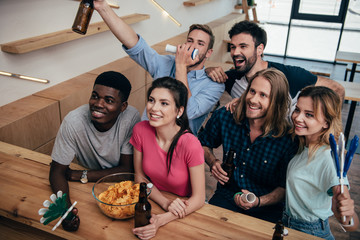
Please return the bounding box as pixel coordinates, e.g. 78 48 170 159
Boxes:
233 51 257 75
188 52 207 69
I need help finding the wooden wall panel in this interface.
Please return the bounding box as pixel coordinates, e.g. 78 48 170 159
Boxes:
0 96 60 150
208 13 246 64
88 56 146 93
34 73 96 121
128 86 146 114
34 139 55 156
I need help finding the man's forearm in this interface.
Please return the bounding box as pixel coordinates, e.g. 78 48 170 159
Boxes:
175 64 192 98
94 0 138 49
49 163 72 206
258 187 285 207
203 146 217 168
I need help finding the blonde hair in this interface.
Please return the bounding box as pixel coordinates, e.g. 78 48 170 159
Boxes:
290 86 342 160
233 68 291 137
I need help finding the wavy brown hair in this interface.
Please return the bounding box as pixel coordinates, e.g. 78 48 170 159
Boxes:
233 68 291 137
290 86 342 160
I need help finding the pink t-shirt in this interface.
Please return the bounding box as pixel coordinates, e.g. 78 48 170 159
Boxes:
130 121 204 197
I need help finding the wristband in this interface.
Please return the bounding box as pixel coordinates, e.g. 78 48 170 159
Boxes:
80 170 88 184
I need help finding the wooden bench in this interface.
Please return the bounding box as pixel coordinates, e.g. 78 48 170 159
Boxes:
0 95 60 154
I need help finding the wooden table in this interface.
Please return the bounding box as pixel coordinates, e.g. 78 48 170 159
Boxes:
336 51 360 83
337 81 360 143
0 143 320 239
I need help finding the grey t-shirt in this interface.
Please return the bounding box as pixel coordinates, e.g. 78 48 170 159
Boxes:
51 104 140 170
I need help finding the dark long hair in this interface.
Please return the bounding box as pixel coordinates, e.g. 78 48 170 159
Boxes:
147 77 191 174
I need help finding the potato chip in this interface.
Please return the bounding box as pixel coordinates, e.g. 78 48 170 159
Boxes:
97 181 140 219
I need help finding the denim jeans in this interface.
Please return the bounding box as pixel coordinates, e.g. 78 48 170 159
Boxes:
282 212 334 240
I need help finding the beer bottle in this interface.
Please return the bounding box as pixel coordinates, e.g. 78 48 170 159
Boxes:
72 0 94 35
272 220 284 240
134 182 151 228
222 149 236 186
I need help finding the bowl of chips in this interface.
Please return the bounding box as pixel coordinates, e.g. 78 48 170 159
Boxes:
92 173 152 219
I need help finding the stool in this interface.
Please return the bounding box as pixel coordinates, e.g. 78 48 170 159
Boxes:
234 0 259 23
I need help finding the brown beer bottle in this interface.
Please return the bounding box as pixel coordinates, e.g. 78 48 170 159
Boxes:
134 182 151 228
222 149 236 186
72 0 94 35
272 220 284 240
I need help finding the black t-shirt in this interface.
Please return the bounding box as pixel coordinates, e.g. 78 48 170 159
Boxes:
225 61 317 98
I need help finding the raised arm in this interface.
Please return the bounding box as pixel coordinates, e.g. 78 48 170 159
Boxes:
175 43 200 98
94 0 138 49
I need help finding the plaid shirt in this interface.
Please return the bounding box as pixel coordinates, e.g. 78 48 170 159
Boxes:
198 107 298 202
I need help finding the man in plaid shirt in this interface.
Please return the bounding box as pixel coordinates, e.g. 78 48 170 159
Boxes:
198 68 298 223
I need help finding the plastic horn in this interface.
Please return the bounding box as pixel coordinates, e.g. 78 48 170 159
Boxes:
52 201 77 231
241 192 256 204
165 44 198 60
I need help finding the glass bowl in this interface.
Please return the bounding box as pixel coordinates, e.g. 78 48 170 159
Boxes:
92 173 151 219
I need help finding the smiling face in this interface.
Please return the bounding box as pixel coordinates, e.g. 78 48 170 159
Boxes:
292 96 329 145
146 88 183 129
230 33 262 74
245 76 271 121
186 29 213 68
89 84 126 132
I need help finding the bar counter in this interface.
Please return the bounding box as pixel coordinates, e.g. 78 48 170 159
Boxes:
0 141 320 239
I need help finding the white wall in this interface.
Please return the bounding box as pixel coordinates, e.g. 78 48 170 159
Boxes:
0 0 238 106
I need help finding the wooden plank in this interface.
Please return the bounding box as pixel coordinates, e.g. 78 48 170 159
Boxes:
336 80 360 102
183 0 212 7
34 139 55 156
310 71 331 77
0 95 60 151
88 57 147 94
197 204 321 239
34 73 97 121
128 86 146 114
0 141 83 170
1 14 150 54
0 216 65 240
335 51 360 64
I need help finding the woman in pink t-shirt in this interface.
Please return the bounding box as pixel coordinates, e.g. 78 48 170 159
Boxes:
130 77 205 239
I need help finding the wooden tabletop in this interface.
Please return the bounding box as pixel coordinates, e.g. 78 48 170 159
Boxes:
0 143 320 239
336 80 360 102
335 51 360 64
